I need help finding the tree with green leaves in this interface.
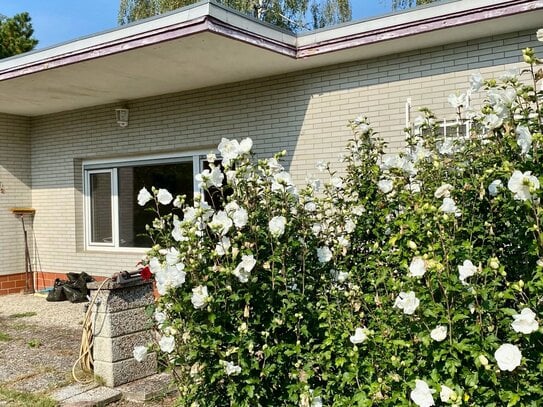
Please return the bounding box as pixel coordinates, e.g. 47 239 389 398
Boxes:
0 12 38 59
391 0 436 10
119 0 352 31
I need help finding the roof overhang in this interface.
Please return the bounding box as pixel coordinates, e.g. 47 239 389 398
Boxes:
0 0 542 117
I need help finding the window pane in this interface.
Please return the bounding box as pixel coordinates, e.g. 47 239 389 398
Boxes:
437 122 468 138
90 172 112 244
118 162 194 248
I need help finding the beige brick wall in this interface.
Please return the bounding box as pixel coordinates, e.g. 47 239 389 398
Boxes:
0 114 32 276
26 29 540 277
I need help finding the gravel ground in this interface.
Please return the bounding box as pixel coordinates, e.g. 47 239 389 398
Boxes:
0 293 86 330
0 293 84 400
0 293 176 406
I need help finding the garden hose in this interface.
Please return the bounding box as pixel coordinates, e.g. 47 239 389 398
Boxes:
72 278 111 383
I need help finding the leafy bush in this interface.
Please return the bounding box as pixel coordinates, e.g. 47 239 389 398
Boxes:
136 37 543 406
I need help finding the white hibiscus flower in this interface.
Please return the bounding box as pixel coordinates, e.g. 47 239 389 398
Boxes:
494 343 522 372
158 335 175 353
133 345 148 362
232 255 256 283
349 327 368 344
137 187 153 206
410 380 435 407
511 308 539 334
268 216 287 238
458 260 477 285
191 285 209 309
409 257 426 278
317 246 332 263
394 291 420 315
488 179 502 197
508 170 540 201
430 325 447 342
157 188 173 205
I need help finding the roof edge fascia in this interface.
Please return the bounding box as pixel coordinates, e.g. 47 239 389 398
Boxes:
0 1 297 81
297 0 543 57
0 0 541 82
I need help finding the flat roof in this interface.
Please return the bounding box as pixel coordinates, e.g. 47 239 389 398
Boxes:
0 0 541 116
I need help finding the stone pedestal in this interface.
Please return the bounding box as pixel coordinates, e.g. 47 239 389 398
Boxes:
88 279 157 387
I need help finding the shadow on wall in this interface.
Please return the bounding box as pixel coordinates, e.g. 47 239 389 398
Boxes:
28 30 540 194
0 113 32 277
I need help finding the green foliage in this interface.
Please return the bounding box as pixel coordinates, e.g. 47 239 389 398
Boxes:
0 12 38 59
27 339 41 348
390 0 436 11
141 40 543 405
118 0 351 31
0 332 11 341
0 385 56 407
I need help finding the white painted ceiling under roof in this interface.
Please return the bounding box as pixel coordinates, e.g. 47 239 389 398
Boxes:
0 0 541 117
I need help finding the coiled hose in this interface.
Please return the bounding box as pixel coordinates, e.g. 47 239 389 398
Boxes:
72 278 111 383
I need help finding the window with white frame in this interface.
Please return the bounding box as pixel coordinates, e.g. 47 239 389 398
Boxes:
84 152 207 250
436 118 471 139
404 98 472 140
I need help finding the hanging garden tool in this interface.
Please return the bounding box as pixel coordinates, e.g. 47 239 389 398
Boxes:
10 208 36 294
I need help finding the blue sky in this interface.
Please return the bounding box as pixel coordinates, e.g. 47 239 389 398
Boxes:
0 1 393 49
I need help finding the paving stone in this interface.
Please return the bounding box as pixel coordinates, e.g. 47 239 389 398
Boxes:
60 386 121 407
51 382 99 402
115 373 177 402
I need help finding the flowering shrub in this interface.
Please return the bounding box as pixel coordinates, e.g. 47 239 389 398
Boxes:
136 36 543 405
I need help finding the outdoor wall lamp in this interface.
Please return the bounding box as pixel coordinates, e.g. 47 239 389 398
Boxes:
115 108 129 128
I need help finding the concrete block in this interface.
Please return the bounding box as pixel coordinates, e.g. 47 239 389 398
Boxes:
89 282 154 313
92 306 152 338
93 352 157 387
60 386 121 407
93 330 154 363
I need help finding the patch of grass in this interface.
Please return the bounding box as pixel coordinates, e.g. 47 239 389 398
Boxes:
9 311 37 319
27 339 41 348
0 385 56 407
0 332 11 341
93 374 106 386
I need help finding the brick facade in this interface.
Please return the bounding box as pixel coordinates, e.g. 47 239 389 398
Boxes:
0 30 541 290
0 114 32 282
0 273 26 295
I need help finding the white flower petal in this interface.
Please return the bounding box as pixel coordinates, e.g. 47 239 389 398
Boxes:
157 189 173 205
191 285 209 309
430 325 447 342
133 345 148 362
410 380 435 407
494 343 522 371
511 308 539 334
137 187 153 206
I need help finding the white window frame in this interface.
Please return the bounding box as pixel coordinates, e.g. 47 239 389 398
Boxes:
404 97 472 140
83 150 209 252
85 168 117 248
438 118 471 139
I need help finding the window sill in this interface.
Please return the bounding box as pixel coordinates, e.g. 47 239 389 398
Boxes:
85 246 148 255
